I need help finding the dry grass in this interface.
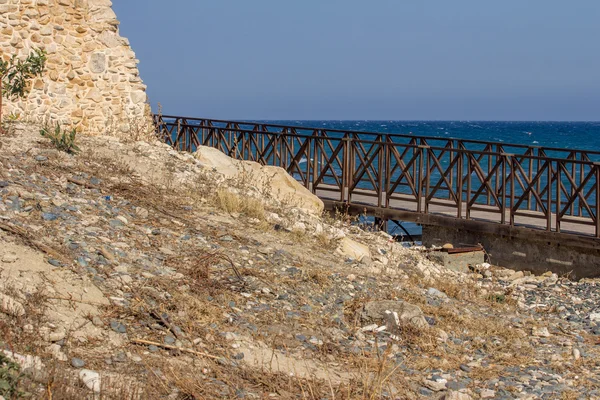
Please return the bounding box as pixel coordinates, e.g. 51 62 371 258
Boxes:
215 188 266 220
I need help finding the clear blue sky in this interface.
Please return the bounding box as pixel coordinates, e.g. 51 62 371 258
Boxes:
113 1 600 121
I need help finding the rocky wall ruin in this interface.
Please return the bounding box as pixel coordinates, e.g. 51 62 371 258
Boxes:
0 0 151 134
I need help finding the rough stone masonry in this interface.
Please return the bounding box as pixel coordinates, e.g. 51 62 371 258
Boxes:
0 0 151 133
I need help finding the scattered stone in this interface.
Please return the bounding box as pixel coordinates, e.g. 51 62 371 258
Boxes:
1 252 18 263
532 327 551 338
336 237 371 262
423 378 446 391
71 357 86 368
79 369 101 393
0 293 26 317
508 271 525 281
445 391 473 400
362 300 429 329
110 321 127 334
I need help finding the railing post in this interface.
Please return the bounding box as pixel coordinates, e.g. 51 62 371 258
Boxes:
510 156 515 227
500 154 508 225
342 137 351 203
177 119 181 151
377 139 384 208
556 162 561 233
418 145 430 213
417 146 423 213
424 146 431 213
457 151 463 219
466 153 472 220
546 161 552 231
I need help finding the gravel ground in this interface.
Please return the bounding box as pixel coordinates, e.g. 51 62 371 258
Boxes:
0 125 599 399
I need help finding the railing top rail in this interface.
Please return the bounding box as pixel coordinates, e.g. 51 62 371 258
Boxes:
156 114 600 157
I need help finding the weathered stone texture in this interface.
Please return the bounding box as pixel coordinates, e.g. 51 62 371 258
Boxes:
0 0 151 134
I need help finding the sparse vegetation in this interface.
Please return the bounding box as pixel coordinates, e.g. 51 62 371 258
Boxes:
215 188 265 220
0 352 23 398
40 123 80 154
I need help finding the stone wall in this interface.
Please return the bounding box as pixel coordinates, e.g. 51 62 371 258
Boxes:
0 0 151 134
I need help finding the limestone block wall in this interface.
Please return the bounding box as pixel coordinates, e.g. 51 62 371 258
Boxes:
0 0 151 134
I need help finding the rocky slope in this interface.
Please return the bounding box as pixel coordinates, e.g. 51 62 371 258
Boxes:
0 124 599 399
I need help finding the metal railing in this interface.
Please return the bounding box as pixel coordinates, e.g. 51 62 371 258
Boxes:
154 115 600 239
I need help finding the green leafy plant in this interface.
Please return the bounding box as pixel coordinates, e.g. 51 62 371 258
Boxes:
40 123 80 154
0 48 47 133
0 352 23 398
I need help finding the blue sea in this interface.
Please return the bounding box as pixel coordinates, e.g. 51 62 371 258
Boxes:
260 120 600 239
264 120 600 153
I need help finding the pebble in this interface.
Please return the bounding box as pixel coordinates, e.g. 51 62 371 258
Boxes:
71 357 86 368
79 369 101 393
110 321 127 334
164 336 176 345
1 252 18 263
480 389 495 398
532 327 551 338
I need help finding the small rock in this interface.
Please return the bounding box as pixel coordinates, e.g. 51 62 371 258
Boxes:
573 348 581 360
442 243 454 250
0 293 26 317
459 364 472 373
336 237 370 262
110 320 127 334
423 378 446 391
444 391 473 400
508 271 524 281
79 369 101 393
42 212 58 221
223 332 238 341
362 300 429 330
48 259 62 267
164 336 176 345
427 287 448 300
135 207 149 218
589 313 600 322
71 357 86 368
1 252 18 263
48 344 67 361
480 389 495 399
532 327 551 338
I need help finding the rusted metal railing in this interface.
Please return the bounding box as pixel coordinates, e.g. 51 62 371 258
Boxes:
154 115 600 239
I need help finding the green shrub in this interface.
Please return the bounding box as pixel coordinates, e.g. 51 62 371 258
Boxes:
0 352 23 398
40 123 80 154
0 48 47 132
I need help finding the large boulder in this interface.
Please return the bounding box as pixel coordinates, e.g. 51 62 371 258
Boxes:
361 300 429 330
194 146 324 215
